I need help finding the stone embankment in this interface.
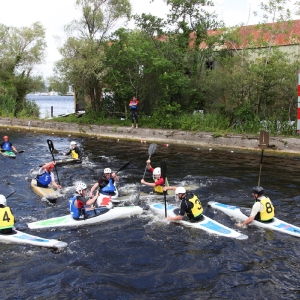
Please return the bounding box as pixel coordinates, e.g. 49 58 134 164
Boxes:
1 117 300 156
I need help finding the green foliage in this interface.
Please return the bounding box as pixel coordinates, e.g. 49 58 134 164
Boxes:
0 94 16 117
0 22 46 116
16 100 39 118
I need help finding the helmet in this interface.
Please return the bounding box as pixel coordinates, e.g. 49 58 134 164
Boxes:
70 141 77 145
76 182 87 193
252 186 264 196
45 163 55 172
175 187 186 195
153 167 161 179
153 167 161 175
3 135 8 140
0 194 7 206
104 168 112 174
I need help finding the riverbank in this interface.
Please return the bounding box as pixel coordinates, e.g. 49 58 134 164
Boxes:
1 117 300 156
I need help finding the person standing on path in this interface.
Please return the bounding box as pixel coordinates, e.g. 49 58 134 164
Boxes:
129 96 139 128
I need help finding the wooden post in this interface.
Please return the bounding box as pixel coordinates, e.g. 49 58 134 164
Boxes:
51 106 53 117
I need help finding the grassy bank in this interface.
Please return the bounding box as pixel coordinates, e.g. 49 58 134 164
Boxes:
54 112 297 137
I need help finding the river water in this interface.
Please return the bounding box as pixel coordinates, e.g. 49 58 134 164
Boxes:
26 95 75 118
0 130 299 299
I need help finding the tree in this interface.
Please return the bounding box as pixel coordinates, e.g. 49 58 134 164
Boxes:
56 0 131 113
0 22 46 116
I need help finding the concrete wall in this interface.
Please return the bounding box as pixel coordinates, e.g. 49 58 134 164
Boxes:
1 117 300 155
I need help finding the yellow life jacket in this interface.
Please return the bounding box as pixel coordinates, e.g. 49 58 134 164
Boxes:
153 177 169 194
0 207 15 229
256 196 275 221
71 149 79 159
185 194 203 219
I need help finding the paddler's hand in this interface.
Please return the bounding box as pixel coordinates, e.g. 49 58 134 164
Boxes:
141 179 145 184
56 185 62 189
236 222 246 228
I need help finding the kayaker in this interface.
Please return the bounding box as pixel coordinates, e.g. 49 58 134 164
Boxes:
0 194 15 234
163 186 204 222
69 182 108 219
36 161 62 189
89 168 119 206
63 141 82 160
236 186 275 228
140 159 167 194
0 135 18 153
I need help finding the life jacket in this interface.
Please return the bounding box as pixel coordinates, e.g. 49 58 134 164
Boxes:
101 178 116 195
0 207 15 229
184 194 203 220
71 148 79 159
254 196 275 221
69 196 85 219
36 171 52 187
2 142 11 151
153 177 168 194
129 100 138 109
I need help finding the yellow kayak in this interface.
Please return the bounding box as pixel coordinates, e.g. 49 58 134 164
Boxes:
30 179 58 201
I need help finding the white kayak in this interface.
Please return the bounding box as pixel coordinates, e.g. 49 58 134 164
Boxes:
208 201 300 238
150 203 248 240
0 229 67 249
112 191 175 205
27 206 143 229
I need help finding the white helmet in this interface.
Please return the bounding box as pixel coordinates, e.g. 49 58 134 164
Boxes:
153 167 161 179
175 187 186 195
70 141 77 145
104 168 112 174
0 194 7 206
75 182 87 193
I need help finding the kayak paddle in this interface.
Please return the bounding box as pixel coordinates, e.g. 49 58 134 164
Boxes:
142 143 157 179
47 139 61 185
6 191 16 199
161 160 167 217
258 130 269 186
116 160 132 174
0 149 24 153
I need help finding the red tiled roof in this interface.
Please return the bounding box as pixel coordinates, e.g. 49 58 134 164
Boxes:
208 19 300 50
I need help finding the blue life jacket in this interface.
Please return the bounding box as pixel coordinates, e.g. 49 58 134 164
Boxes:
36 171 52 187
131 102 137 109
2 142 11 151
101 179 115 195
69 196 85 219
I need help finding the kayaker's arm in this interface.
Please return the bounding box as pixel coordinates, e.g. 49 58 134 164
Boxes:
112 173 119 182
163 186 177 192
89 182 99 197
166 215 183 221
236 216 254 227
140 179 155 187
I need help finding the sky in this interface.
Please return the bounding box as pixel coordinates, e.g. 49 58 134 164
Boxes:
0 0 297 78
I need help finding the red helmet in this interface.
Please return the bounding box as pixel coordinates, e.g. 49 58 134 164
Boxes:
3 136 9 140
45 163 55 171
